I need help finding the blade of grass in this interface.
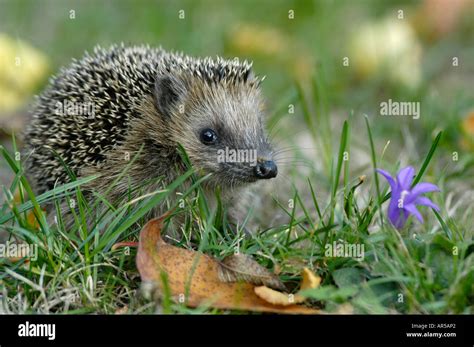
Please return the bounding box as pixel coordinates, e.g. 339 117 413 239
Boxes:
0 145 50 239
329 120 349 226
412 131 443 187
0 175 98 224
433 209 452 240
364 115 384 226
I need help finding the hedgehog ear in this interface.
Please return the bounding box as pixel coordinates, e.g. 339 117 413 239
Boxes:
154 75 187 117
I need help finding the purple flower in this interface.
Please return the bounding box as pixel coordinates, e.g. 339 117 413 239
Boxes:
376 166 440 229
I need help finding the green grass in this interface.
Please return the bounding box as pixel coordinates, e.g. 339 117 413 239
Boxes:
1 96 473 314
1 0 473 314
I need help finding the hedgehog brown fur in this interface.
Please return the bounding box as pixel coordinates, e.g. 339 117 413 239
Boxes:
23 44 277 228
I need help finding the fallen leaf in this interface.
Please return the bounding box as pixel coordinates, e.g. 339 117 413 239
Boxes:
112 241 138 251
217 253 286 291
5 257 30 264
254 267 321 305
335 303 354 314
254 286 303 306
273 263 282 275
460 110 474 151
114 305 129 314
300 267 322 291
462 110 474 135
136 215 320 314
13 190 43 230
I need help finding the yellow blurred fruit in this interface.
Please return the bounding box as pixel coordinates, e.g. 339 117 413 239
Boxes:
461 110 474 151
0 87 24 111
0 33 49 112
350 18 422 89
229 24 315 82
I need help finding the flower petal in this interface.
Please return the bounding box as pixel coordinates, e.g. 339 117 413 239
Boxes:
376 169 397 191
387 197 400 224
388 198 408 229
397 166 415 190
404 203 424 223
410 182 440 199
415 196 440 211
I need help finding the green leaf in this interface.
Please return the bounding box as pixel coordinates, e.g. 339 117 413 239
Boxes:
333 267 364 288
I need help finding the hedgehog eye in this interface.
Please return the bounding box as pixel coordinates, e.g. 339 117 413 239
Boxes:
200 128 218 145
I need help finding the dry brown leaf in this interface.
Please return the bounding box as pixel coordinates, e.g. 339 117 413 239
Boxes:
462 110 474 136
254 286 304 306
111 241 138 251
273 263 282 275
114 305 129 314
300 267 322 291
460 110 474 151
136 215 320 314
5 256 30 264
217 253 286 291
335 303 354 314
12 190 43 230
254 267 321 305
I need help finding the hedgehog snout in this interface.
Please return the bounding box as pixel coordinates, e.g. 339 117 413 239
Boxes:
253 159 278 179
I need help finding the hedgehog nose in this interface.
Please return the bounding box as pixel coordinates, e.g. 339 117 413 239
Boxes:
254 160 278 179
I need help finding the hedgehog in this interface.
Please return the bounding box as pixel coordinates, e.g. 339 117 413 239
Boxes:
23 44 278 230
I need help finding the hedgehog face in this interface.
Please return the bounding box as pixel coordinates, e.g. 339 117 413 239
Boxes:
154 70 277 188
191 83 277 186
